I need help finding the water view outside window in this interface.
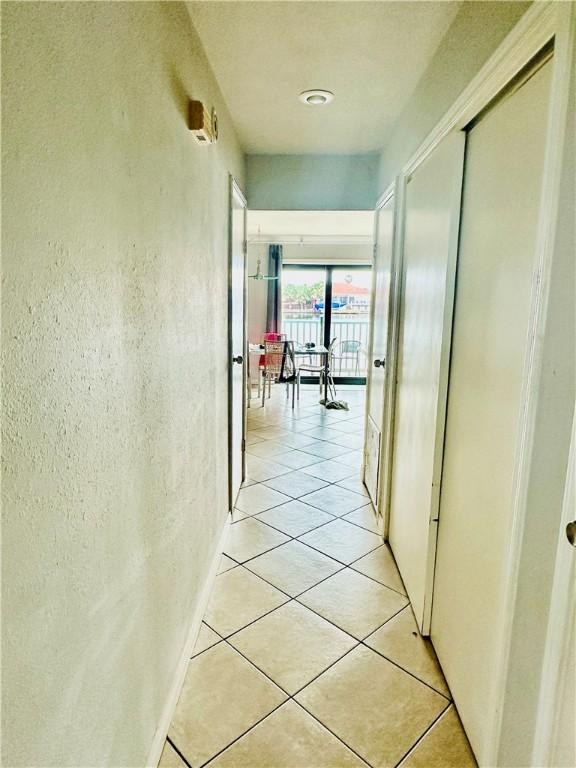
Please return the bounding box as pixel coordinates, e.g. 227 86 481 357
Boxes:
330 269 371 376
281 266 371 377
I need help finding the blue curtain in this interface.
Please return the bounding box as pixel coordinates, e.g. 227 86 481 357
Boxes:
266 244 282 333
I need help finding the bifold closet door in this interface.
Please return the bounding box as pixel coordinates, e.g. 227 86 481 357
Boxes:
431 58 553 759
387 132 465 633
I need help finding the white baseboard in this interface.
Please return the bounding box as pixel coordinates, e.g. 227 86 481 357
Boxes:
146 513 232 768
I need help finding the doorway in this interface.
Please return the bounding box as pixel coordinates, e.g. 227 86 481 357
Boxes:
228 178 247 511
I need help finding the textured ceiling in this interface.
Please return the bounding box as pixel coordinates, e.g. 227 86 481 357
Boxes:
187 1 461 154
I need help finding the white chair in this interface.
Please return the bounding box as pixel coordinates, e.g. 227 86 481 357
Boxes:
297 338 338 400
261 340 298 409
333 339 362 375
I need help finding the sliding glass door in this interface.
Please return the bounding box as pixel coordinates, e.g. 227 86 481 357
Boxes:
281 265 371 383
281 267 326 348
330 268 371 377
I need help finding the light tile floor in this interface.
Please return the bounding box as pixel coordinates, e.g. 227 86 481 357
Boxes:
160 386 477 768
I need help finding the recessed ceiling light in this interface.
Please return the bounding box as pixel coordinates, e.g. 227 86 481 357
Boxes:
299 89 334 106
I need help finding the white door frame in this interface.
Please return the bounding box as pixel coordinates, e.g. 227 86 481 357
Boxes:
532 405 575 766
363 185 391 521
372 2 574 762
363 180 405 537
228 176 247 512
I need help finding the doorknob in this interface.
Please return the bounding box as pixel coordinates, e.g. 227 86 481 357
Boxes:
566 521 576 546
373 359 385 368
232 355 244 365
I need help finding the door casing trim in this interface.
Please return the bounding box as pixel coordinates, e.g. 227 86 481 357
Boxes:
228 176 247 512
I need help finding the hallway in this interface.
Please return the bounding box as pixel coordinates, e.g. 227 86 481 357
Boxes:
160 386 476 768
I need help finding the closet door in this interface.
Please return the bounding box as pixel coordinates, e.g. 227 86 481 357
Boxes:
431 58 553 759
387 132 465 633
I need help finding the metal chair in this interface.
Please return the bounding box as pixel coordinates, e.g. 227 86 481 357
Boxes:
261 340 298 409
297 337 338 401
333 339 362 375
256 332 286 398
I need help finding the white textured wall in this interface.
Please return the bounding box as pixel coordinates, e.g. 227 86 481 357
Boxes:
1 3 243 766
377 1 531 192
281 243 372 265
247 244 270 349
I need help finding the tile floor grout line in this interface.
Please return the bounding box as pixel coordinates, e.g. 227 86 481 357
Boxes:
198 695 289 768
166 735 195 768
294 588 410 644
202 589 293 641
235 492 305 517
225 535 294 566
269 453 328 471
253 507 348 540
218 599 298 642
227 564 349 624
241 449 408 579
246 503 357 541
296 495 371 517
225 558 407 646
292 698 374 768
339 515 381 536
258 481 332 502
260 472 363 498
244 553 346 600
228 561 391 644
242 468 369 502
393 701 453 768
225 580 359 648
248 447 365 471
217 638 374 768
345 566 409 599
359 633 453 701
238 547 401 623
288 642 362 698
222 638 294 696
288 430 364 449
295 536 385 570
241 466 365 520
208 561 426 687
229 510 356 563
188 638 222 661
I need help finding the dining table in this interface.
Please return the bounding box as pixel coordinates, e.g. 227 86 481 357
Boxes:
247 342 330 406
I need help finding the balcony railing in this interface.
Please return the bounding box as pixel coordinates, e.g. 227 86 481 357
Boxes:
282 314 370 377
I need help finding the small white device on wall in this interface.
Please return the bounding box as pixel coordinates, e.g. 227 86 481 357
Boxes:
188 100 218 145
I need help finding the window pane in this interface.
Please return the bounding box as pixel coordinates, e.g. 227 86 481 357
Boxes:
330 268 371 376
281 268 326 348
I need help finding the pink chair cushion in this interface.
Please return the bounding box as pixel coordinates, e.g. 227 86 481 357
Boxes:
260 332 282 366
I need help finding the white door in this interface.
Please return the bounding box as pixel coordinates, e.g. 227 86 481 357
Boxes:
431 59 553 760
387 132 465 634
533 409 576 768
229 179 247 509
364 193 396 511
